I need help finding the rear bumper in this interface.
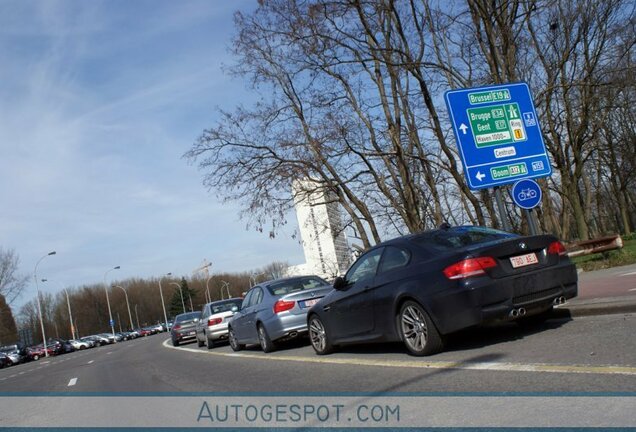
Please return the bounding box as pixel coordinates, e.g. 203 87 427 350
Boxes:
430 261 578 334
264 313 310 341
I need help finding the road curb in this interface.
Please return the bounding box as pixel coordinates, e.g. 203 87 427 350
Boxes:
556 297 636 318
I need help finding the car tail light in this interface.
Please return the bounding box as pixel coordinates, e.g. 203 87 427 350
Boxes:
208 317 222 326
443 257 497 280
173 324 181 330
273 300 296 314
548 241 567 256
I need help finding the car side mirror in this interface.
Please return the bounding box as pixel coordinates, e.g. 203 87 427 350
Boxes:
333 276 347 290
231 306 239 312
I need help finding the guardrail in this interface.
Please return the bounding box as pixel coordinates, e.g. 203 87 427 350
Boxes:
566 235 624 258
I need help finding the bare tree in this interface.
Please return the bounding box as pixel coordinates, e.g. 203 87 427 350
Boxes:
0 248 29 306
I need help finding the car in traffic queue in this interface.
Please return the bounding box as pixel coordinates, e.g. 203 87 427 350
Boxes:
0 345 26 365
171 311 202 346
68 339 90 350
26 345 55 361
307 225 578 356
0 353 12 368
196 298 243 349
228 275 332 353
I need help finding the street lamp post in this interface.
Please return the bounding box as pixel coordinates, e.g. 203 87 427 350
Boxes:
219 281 231 300
158 273 171 331
103 266 120 341
34 251 56 357
205 275 212 303
134 304 140 329
170 282 186 314
113 285 134 332
41 279 75 340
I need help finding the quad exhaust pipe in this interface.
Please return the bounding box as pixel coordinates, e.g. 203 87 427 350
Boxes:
508 307 527 319
553 296 567 305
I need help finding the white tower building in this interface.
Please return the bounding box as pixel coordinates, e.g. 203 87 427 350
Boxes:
286 179 351 280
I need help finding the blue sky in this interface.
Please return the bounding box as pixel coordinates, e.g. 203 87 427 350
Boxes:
0 1 305 305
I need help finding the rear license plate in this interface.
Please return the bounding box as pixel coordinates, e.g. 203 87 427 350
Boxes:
302 298 320 308
187 331 195 336
510 252 538 268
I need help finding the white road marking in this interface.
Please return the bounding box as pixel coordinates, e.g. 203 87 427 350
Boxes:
40 361 50 365
629 288 636 292
620 271 636 277
18 372 24 375
162 338 636 376
107 352 113 355
9 375 16 378
67 378 77 387
88 360 94 364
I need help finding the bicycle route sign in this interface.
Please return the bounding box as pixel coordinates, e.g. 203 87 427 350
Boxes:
511 178 542 210
445 83 551 190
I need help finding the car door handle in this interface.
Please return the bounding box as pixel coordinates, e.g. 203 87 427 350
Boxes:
323 306 331 312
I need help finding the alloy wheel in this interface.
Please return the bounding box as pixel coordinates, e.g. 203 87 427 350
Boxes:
401 305 428 352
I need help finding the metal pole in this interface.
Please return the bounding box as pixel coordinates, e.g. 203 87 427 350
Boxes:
117 312 122 333
34 251 55 356
205 276 212 304
525 209 540 235
158 273 171 331
170 282 186 314
134 304 140 329
103 266 120 341
64 288 75 340
494 187 512 232
114 285 134 331
188 294 194 312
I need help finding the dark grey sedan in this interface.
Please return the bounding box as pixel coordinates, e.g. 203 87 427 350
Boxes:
171 311 201 346
228 276 332 353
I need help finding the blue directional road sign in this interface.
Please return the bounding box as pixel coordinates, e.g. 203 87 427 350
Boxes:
445 83 551 190
511 179 542 209
109 319 115 327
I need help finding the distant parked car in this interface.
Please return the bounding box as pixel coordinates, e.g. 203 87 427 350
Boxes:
78 337 96 348
138 328 152 337
196 298 243 349
307 225 578 356
0 353 11 368
228 275 332 353
69 339 90 350
26 345 55 361
0 345 25 365
170 312 201 346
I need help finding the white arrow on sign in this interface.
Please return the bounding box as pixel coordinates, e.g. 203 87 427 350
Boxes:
459 123 468 134
476 171 485 181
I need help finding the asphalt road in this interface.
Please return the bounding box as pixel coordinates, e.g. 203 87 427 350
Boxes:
1 312 635 394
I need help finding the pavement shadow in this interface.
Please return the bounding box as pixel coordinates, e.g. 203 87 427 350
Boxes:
443 313 573 353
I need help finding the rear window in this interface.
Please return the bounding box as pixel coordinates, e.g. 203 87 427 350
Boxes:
267 276 328 296
210 300 242 314
411 226 517 253
175 312 201 323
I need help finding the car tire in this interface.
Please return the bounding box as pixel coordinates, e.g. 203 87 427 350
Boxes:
257 324 276 353
398 300 444 356
308 315 335 355
172 339 180 347
228 327 244 352
206 337 216 349
32 354 40 361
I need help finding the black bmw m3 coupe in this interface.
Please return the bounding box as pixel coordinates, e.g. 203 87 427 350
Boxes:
308 225 577 356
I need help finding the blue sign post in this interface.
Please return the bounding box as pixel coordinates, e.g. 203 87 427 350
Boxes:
445 83 551 190
109 319 115 327
511 179 542 209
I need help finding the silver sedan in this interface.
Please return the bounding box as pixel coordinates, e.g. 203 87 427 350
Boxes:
228 275 332 353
